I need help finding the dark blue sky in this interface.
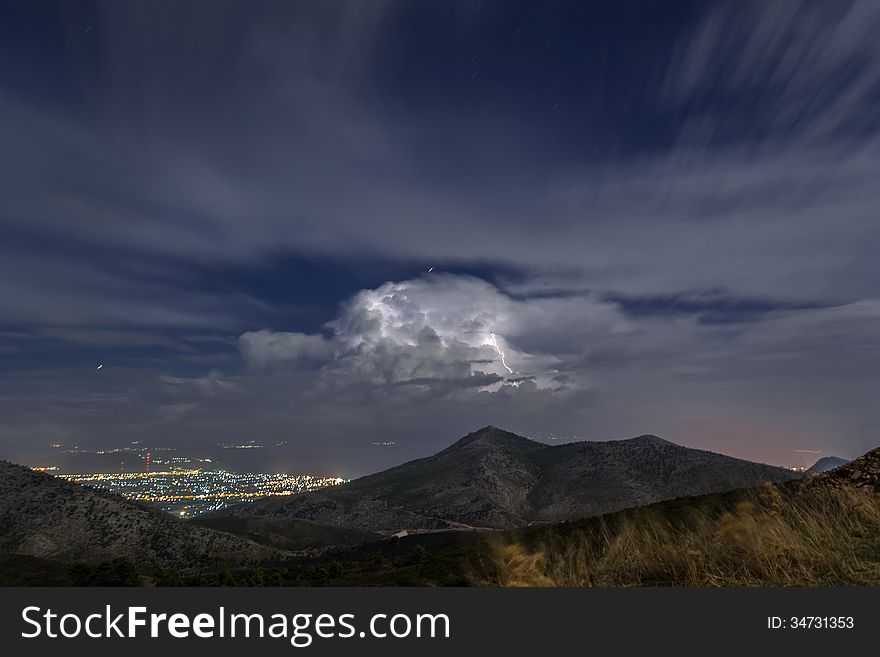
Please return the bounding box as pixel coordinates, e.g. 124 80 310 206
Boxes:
2 1 879 475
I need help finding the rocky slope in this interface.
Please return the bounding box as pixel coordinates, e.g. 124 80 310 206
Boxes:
0 460 281 570
803 447 880 492
214 426 800 530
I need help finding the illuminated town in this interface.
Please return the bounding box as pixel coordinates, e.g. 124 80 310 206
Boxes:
33 440 348 517
49 467 346 517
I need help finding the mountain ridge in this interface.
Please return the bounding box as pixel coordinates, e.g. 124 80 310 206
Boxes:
214 426 800 530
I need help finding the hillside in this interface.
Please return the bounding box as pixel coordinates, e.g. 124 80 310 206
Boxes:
803 448 880 492
266 446 880 587
470 446 880 586
213 426 800 530
189 515 379 552
0 460 281 571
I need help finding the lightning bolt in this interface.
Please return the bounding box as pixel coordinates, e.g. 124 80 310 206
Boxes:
488 333 514 374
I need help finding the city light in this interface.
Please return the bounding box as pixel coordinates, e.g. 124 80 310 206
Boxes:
52 469 347 517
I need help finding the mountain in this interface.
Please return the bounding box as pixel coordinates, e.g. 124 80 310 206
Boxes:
213 426 800 531
807 456 850 474
0 460 281 570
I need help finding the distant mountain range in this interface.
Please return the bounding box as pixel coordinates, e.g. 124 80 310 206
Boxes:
212 426 801 530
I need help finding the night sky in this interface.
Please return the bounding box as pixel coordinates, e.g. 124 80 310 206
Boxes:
2 1 880 476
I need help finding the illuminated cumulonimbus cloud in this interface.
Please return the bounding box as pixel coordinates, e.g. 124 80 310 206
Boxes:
325 275 535 384
240 274 626 392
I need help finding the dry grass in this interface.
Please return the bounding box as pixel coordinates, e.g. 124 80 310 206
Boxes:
478 484 880 586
